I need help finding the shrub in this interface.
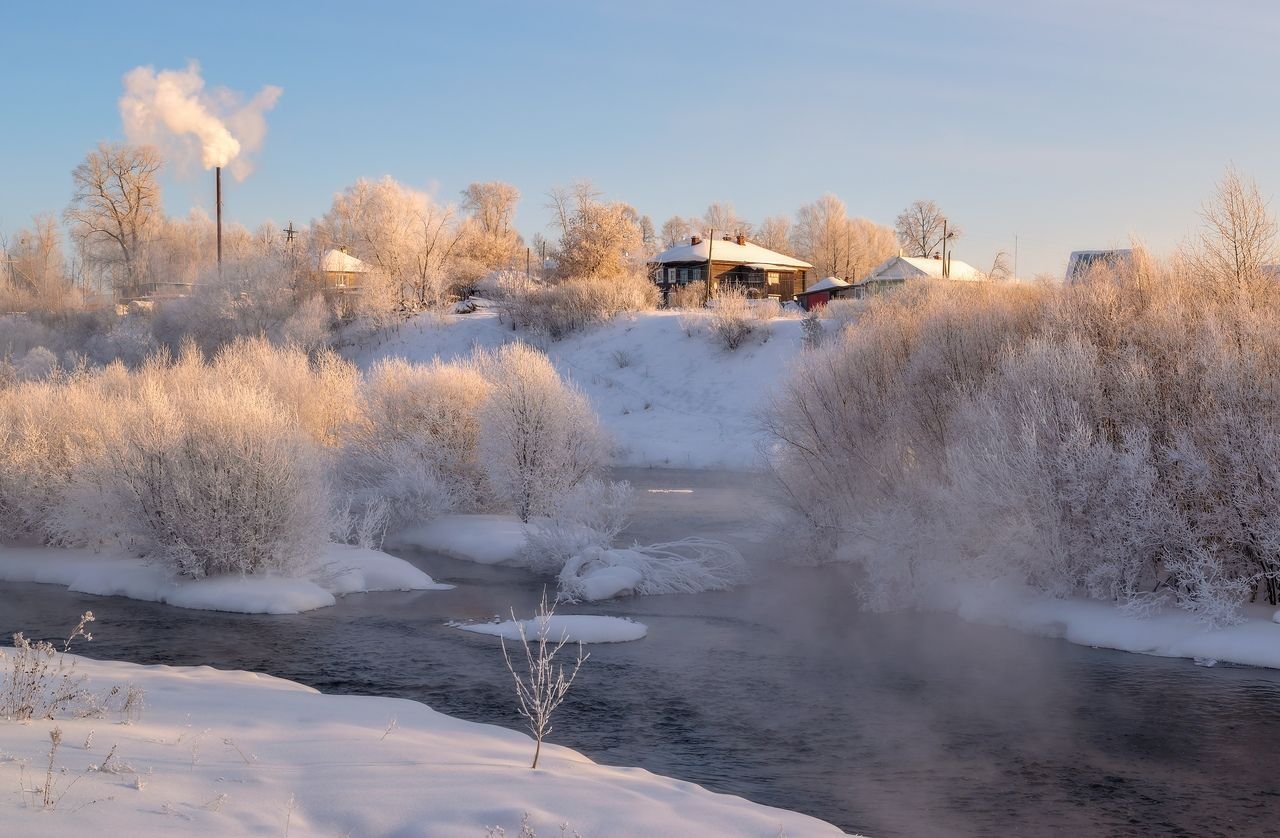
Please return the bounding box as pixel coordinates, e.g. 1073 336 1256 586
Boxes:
499 272 658 339
341 357 491 527
767 267 1280 624
109 367 331 578
478 343 609 522
708 286 771 351
667 282 707 310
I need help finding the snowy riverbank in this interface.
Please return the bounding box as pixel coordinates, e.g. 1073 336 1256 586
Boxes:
350 309 801 470
0 543 448 615
943 580 1280 669
0 655 848 837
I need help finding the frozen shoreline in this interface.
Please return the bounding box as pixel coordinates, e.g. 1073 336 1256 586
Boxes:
0 655 848 837
941 580 1280 670
0 542 449 615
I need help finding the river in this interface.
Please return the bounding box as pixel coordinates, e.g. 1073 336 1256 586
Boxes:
3 468 1280 837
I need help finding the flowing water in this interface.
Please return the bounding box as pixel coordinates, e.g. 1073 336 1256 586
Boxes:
3 468 1280 837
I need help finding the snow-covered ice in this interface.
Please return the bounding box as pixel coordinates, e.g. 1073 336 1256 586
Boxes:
0 656 845 837
0 543 450 615
454 614 648 644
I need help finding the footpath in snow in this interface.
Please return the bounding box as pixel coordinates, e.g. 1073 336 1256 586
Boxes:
350 309 800 470
0 655 847 837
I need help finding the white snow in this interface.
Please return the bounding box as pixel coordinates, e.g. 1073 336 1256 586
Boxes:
802 276 851 293
455 614 649 644
350 309 801 469
653 238 813 269
946 580 1280 670
0 543 449 615
0 656 845 837
390 514 534 565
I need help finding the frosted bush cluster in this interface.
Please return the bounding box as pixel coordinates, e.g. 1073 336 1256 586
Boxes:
495 272 658 339
768 262 1280 624
0 339 609 579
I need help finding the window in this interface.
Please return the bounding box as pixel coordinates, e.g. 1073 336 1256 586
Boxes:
767 272 780 287
679 268 689 282
692 267 702 281
667 267 676 282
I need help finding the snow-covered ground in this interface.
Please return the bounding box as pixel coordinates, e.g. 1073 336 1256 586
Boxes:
391 514 533 565
0 543 448 615
943 580 1280 669
0 656 846 837
350 309 800 470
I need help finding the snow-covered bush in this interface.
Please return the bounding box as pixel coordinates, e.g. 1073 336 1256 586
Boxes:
478 343 609 522
341 357 491 527
499 273 658 339
767 265 1280 624
558 539 747 602
0 370 127 545
708 286 771 351
667 282 706 310
523 478 633 573
15 346 58 380
108 363 330 578
819 298 863 333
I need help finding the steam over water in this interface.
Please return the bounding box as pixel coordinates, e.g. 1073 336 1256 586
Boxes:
3 468 1280 837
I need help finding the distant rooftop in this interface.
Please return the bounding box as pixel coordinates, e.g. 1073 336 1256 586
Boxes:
654 237 813 270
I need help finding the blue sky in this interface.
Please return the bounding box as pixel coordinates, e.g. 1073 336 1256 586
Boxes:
3 0 1279 278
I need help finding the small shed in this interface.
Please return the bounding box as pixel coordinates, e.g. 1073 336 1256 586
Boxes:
319 247 371 293
794 276 852 311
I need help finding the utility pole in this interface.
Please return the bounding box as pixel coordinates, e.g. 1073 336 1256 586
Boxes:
942 219 949 278
705 229 714 305
216 166 223 275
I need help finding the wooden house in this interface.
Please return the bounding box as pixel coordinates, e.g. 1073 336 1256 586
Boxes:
651 235 813 302
318 247 371 294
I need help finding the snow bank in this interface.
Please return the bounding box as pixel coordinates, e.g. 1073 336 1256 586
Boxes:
390 514 533 565
0 543 450 616
454 614 648 644
0 656 844 837
558 540 748 602
947 580 1280 670
349 309 801 470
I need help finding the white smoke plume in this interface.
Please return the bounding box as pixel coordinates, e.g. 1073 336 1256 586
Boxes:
120 61 282 181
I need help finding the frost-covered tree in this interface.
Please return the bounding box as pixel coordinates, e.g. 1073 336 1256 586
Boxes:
64 142 163 295
547 181 644 279
792 195 896 280
456 181 522 282
894 199 959 258
702 202 751 237
1193 166 1278 293
755 215 792 253
660 215 695 248
478 343 608 522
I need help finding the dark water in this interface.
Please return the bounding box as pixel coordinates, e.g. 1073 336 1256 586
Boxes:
4 468 1280 837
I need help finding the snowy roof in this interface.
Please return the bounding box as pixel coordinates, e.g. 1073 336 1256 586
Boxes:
653 238 813 270
321 248 371 274
798 276 850 294
858 255 982 284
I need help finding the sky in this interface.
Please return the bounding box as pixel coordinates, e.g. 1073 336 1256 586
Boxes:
3 0 1280 278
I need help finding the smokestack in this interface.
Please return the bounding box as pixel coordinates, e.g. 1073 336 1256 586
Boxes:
216 166 223 272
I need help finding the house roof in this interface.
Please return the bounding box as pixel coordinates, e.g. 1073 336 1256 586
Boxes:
797 276 850 295
653 238 813 270
858 255 982 284
321 248 371 274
